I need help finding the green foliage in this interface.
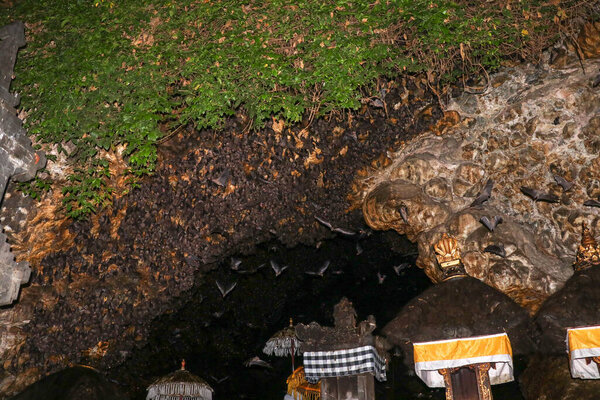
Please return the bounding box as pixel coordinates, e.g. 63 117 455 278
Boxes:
1 0 594 218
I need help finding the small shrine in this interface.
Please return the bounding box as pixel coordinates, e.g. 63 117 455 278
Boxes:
420 235 515 400
286 366 321 400
413 333 514 400
295 298 387 400
573 223 600 272
146 361 213 400
434 233 468 281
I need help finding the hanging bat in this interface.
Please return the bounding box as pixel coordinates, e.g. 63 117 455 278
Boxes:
480 216 503 232
593 73 600 88
244 356 273 369
216 280 237 298
211 168 231 187
305 260 330 277
520 187 559 203
553 174 574 192
484 244 506 258
393 263 411 276
399 204 409 224
270 259 288 277
470 179 494 207
584 199 600 208
314 216 357 236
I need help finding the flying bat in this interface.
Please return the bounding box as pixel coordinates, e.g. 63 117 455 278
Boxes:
484 244 506 258
393 263 411 275
305 260 330 277
553 174 574 192
314 216 357 236
520 186 559 203
244 356 273 369
377 272 387 284
230 257 242 271
355 242 363 256
236 263 266 275
216 280 237 298
210 375 230 384
584 199 600 208
470 179 494 207
480 216 503 232
270 259 288 277
211 168 231 187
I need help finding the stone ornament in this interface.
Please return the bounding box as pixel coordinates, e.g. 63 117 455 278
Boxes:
574 223 600 272
433 233 467 281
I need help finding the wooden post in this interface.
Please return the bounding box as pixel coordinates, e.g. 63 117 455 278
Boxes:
439 363 493 400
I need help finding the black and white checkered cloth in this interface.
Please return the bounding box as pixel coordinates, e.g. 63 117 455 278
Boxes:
303 345 387 383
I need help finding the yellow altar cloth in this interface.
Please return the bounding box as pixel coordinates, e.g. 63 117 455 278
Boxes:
413 333 514 387
567 325 600 379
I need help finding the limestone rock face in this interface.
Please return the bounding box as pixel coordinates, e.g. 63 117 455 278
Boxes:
0 21 45 307
361 55 600 311
382 276 533 369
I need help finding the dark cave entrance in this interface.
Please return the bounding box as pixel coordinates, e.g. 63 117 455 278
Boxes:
109 231 441 400
104 230 527 400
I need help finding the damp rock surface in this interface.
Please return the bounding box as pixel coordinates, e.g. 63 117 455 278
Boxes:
8 366 129 400
0 76 440 397
520 354 600 400
382 276 533 369
361 53 600 311
533 266 600 355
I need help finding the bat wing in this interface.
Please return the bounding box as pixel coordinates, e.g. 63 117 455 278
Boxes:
314 216 333 230
584 199 600 207
399 205 409 223
230 257 242 270
216 280 225 297
520 186 539 200
553 174 574 191
212 169 230 187
538 192 559 203
224 281 237 297
480 216 493 231
593 73 600 88
356 242 363 255
484 244 506 257
269 260 279 273
470 179 494 206
319 260 330 274
333 227 357 236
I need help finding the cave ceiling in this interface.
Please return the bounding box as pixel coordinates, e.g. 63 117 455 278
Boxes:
0 77 442 398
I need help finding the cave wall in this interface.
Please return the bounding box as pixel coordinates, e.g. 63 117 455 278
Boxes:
0 73 439 397
0 21 45 307
360 49 600 312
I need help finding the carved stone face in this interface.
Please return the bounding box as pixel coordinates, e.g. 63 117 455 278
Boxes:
333 297 357 330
